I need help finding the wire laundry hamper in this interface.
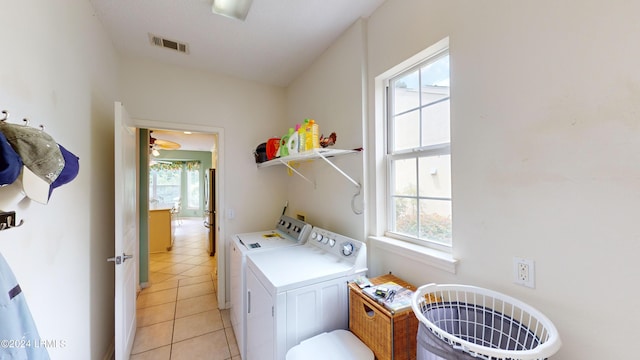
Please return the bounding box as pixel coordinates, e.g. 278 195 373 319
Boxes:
411 284 561 360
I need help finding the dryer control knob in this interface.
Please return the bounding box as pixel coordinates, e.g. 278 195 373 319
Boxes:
317 234 324 242
311 232 318 240
342 243 354 256
328 239 336 247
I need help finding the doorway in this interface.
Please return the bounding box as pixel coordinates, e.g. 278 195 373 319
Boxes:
134 119 226 309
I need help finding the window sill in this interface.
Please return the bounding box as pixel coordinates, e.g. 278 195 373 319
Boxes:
367 236 458 274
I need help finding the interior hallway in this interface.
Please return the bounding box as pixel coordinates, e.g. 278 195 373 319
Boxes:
130 218 240 360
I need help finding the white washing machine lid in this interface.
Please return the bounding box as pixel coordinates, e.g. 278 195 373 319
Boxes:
285 330 374 360
235 230 302 253
246 244 360 292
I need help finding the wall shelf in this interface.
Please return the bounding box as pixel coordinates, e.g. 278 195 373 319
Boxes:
257 148 362 188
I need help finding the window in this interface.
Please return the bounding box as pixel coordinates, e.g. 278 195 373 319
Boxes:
149 160 201 211
149 162 182 209
386 49 451 247
186 162 201 209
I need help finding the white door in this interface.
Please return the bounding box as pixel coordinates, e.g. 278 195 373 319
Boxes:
111 102 139 359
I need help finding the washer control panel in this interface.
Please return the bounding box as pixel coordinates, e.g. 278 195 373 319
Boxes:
308 227 364 264
275 215 311 242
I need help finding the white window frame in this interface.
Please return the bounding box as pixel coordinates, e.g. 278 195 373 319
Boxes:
382 42 451 253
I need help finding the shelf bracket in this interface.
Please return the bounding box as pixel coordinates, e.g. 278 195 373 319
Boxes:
313 149 361 188
277 159 315 187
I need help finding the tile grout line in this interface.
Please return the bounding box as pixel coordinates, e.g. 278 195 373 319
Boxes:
169 286 178 360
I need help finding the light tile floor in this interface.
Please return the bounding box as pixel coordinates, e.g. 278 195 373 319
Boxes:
131 218 240 360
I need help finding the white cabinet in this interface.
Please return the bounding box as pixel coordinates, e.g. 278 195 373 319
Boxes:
245 266 351 360
284 278 349 351
246 266 275 360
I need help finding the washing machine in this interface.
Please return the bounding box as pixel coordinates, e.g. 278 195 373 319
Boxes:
245 227 367 360
230 215 311 360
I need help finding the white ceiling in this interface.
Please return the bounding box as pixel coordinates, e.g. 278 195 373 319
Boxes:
89 0 385 87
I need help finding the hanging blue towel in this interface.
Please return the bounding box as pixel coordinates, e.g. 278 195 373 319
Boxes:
0 252 50 360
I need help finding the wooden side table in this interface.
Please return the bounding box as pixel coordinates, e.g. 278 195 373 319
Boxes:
349 274 419 360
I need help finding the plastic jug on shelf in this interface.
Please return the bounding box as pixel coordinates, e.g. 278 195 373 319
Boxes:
305 119 319 150
279 128 295 157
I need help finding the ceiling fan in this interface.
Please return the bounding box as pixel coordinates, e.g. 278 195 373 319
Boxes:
149 131 181 156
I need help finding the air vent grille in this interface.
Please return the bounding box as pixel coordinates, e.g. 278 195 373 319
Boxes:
149 34 189 54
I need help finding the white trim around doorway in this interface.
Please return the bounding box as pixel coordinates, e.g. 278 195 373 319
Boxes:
134 118 227 309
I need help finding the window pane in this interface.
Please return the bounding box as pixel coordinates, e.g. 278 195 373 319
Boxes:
393 197 417 237
421 54 450 87
187 168 200 209
393 70 419 114
419 199 452 245
151 167 181 209
393 158 416 196
418 155 451 198
421 97 450 147
393 110 420 151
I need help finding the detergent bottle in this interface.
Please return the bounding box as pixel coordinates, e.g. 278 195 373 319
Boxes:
305 119 319 150
287 127 299 155
298 120 308 152
279 128 294 157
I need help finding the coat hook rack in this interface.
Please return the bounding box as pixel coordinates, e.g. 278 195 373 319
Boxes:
0 211 24 231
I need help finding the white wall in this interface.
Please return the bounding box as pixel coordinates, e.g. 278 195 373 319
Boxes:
118 56 289 304
2 1 634 358
285 20 367 240
364 1 640 359
0 0 119 359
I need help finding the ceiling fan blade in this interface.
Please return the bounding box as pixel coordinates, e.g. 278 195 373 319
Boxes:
154 139 181 150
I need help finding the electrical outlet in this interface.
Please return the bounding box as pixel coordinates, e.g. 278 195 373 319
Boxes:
513 257 535 288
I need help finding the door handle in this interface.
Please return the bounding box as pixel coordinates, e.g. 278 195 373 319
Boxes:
107 256 121 265
107 253 134 265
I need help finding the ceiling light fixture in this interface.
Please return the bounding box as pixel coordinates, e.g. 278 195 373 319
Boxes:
212 0 253 21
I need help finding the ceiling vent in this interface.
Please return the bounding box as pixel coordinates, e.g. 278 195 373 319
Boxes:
149 33 189 54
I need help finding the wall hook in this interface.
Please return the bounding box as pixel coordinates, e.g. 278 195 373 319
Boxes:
1 110 8 122
0 211 24 231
